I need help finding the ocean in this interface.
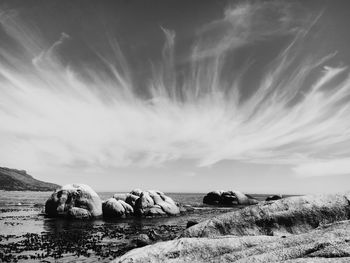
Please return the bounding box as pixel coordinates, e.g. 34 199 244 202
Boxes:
0 191 271 262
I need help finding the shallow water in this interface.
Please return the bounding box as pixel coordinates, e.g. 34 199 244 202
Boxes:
0 191 270 262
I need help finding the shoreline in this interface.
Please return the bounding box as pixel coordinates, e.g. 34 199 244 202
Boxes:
2 191 346 262
0 191 241 262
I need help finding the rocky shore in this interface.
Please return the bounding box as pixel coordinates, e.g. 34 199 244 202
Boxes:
114 192 350 262
3 187 350 262
0 219 184 262
45 184 184 219
0 189 234 262
114 220 350 262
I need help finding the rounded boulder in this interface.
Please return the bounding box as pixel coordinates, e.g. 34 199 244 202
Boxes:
45 184 102 219
203 190 258 206
203 190 223 205
102 198 134 218
134 190 180 217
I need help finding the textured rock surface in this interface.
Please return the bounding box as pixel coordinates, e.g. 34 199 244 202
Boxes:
108 189 181 218
68 207 92 219
134 190 180 216
203 190 258 206
132 234 152 248
45 184 102 219
202 190 223 205
113 220 350 263
125 194 139 207
102 198 134 218
185 193 350 237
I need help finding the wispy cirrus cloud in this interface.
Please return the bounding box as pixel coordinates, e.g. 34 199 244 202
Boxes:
192 1 307 60
0 2 349 178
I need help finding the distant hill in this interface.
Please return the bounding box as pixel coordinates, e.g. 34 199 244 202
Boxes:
0 167 60 191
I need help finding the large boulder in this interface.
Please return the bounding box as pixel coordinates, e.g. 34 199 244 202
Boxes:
102 198 134 218
202 190 223 205
113 220 350 263
134 190 180 217
203 190 258 206
149 190 180 215
45 184 102 219
184 192 350 238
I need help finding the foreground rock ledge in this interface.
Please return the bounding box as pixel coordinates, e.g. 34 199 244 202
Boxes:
113 220 350 263
184 192 350 237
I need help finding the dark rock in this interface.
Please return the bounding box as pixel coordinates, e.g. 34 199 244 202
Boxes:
203 190 223 205
220 191 239 205
203 190 258 206
132 234 152 248
266 194 283 201
148 229 163 241
186 220 199 228
125 194 139 207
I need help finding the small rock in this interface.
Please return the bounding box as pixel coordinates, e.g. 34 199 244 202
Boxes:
133 234 152 247
186 220 199 228
266 195 283 201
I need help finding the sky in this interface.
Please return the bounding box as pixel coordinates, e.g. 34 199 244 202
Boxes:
1 0 350 193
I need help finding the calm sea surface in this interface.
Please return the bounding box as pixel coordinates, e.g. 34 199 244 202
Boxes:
0 191 271 262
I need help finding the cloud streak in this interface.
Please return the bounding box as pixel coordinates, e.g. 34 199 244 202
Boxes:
0 2 350 178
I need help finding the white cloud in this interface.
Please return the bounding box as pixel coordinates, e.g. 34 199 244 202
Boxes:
0 3 350 179
192 1 306 60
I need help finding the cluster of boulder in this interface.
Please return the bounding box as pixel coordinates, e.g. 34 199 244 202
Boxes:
103 189 181 218
45 184 181 219
45 184 283 219
44 184 350 262
203 190 258 206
